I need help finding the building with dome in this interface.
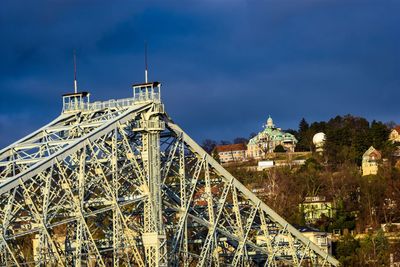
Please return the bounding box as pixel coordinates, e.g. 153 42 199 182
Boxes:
246 116 298 159
313 132 326 153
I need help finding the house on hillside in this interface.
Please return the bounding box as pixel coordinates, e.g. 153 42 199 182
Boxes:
362 146 381 176
297 226 333 255
256 225 333 255
214 143 247 163
246 116 297 159
389 126 400 158
389 126 400 143
299 196 335 224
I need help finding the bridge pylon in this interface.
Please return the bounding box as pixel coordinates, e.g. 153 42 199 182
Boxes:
135 82 168 266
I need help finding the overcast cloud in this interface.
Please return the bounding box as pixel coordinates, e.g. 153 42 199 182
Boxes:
0 0 399 147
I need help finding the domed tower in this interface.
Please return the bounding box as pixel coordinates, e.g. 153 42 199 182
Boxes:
266 115 275 128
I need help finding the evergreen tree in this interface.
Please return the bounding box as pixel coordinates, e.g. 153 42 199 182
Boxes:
324 115 372 165
369 120 390 149
299 118 309 134
296 118 311 151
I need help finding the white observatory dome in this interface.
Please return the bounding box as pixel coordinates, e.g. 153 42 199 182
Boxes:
313 132 326 146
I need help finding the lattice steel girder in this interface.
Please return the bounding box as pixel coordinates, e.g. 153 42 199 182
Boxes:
167 121 339 266
0 95 339 267
0 103 152 193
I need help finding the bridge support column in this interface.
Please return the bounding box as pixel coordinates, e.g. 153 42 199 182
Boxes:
141 115 167 267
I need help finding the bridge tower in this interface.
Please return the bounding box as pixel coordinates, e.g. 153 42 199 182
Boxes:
134 82 167 266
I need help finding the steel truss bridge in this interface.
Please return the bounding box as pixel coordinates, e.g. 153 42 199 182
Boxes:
0 82 339 266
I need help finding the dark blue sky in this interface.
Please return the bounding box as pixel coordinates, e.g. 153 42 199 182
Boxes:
0 0 399 147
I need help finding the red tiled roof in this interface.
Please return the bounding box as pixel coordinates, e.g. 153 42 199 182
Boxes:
370 150 382 159
364 147 382 159
194 185 221 206
215 143 247 152
393 126 400 134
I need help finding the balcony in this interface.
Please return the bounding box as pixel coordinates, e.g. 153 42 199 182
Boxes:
62 81 162 113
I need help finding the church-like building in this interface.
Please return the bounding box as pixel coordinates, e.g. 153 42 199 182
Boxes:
246 116 297 159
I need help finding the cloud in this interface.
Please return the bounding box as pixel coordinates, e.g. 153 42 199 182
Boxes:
0 113 42 147
0 0 399 147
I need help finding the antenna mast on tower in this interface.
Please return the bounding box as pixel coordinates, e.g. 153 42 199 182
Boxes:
73 49 78 93
144 42 148 83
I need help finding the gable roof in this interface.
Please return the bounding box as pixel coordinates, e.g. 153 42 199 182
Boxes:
363 146 382 159
215 143 247 153
392 126 400 134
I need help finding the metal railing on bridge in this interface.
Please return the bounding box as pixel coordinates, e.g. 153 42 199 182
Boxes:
62 92 161 113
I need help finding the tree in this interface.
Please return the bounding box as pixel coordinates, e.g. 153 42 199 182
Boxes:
309 121 327 134
249 132 257 139
297 158 324 197
359 175 387 229
201 139 217 154
219 140 231 145
323 115 370 165
369 120 389 149
233 137 248 144
285 128 298 137
385 121 396 130
296 118 312 151
299 118 309 134
359 230 389 266
211 149 220 163
336 234 360 266
328 212 356 233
